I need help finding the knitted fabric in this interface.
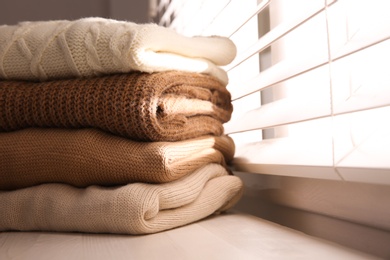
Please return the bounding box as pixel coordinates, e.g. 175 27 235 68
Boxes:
0 128 235 190
0 17 236 85
0 71 233 141
0 164 243 235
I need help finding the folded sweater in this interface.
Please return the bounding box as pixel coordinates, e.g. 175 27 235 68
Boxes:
0 128 235 190
0 163 243 235
0 71 233 141
0 17 236 84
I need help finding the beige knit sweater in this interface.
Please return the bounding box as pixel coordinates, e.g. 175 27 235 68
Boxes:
0 128 235 190
0 164 243 235
0 17 236 84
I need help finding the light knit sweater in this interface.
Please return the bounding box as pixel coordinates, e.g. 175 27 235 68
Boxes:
0 128 235 190
0 17 236 84
0 164 243 234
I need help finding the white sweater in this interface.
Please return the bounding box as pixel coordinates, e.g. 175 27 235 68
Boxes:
0 17 236 84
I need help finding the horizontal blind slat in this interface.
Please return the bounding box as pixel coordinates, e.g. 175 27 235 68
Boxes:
232 116 340 180
202 0 269 37
228 52 329 100
225 95 330 134
331 40 390 115
333 106 390 169
232 117 334 162
327 0 390 61
225 62 332 133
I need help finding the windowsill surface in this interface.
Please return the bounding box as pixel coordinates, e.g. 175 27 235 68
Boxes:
0 212 376 260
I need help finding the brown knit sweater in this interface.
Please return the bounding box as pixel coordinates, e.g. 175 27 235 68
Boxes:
0 128 235 190
0 71 232 141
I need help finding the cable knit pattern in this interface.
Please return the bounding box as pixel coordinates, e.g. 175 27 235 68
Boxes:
0 71 233 141
0 164 243 234
0 17 236 84
0 128 235 190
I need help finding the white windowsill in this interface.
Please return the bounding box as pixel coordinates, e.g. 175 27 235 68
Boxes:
0 212 376 260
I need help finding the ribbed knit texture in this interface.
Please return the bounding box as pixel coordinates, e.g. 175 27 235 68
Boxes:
0 128 235 190
0 17 236 84
0 71 233 141
0 164 243 235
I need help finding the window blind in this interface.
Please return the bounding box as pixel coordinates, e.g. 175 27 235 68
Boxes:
151 0 390 185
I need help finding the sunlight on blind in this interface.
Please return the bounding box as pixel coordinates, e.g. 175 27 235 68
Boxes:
152 0 390 185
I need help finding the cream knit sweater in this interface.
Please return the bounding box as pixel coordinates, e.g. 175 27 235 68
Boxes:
0 164 243 234
0 17 236 84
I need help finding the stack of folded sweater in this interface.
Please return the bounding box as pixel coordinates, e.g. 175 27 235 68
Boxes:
0 18 243 235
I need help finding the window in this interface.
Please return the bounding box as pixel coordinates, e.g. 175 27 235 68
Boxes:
151 0 390 185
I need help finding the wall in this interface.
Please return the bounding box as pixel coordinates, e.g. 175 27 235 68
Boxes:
0 0 149 25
